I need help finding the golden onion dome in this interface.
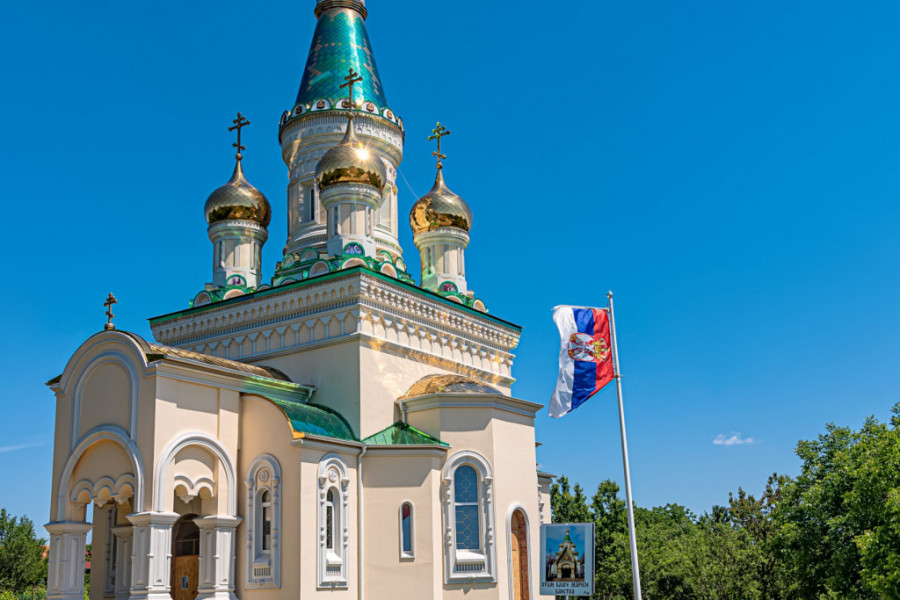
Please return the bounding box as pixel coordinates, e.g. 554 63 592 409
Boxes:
316 118 386 190
409 168 472 235
204 160 271 227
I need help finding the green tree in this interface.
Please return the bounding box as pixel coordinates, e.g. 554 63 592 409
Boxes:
0 510 47 594
728 474 790 600
591 480 630 599
550 476 592 524
775 403 900 599
633 504 699 600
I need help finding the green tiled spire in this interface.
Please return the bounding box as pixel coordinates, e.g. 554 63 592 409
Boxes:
295 3 388 109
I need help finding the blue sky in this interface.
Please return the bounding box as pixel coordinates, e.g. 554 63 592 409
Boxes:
544 524 588 559
2 0 900 527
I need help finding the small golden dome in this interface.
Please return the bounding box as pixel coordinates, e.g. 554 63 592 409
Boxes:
205 161 271 227
409 169 472 235
316 118 386 190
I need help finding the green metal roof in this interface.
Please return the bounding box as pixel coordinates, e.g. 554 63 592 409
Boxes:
363 422 448 447
294 7 388 109
270 397 357 441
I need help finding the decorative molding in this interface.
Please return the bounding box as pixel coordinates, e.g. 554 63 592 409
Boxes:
149 272 519 383
153 432 237 515
317 454 350 588
245 454 282 589
401 394 543 418
56 425 144 522
440 450 497 584
71 351 140 447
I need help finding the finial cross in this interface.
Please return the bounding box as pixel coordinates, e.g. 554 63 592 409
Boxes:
103 293 118 331
340 68 363 112
428 122 451 168
229 112 250 160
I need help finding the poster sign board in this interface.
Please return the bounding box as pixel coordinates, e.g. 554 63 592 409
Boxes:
539 523 595 596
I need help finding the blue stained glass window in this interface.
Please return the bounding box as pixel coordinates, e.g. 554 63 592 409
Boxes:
455 466 477 503
455 505 480 550
454 465 480 550
401 503 412 554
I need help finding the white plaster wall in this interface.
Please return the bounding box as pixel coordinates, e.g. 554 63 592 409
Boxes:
362 453 443 600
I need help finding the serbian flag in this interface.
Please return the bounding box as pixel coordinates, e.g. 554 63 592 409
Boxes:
549 306 615 418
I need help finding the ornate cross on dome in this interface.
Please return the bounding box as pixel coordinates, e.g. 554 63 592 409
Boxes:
103 293 117 331
340 68 363 113
428 122 451 169
229 112 250 160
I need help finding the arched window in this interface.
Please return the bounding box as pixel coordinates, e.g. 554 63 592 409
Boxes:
246 454 281 588
318 454 350 587
454 466 480 550
399 502 414 559
441 451 496 583
325 489 336 550
260 490 272 552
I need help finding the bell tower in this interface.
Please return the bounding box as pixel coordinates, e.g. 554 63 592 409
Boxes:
278 0 404 263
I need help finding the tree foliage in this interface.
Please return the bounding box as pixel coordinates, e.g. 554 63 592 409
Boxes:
550 403 900 600
0 510 46 594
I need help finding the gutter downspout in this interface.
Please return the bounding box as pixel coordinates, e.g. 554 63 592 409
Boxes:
358 444 367 600
399 399 407 425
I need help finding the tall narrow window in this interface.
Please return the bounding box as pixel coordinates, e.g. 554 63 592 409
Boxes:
247 454 282 588
317 454 349 587
325 490 335 550
441 451 496 583
454 466 480 550
261 490 272 552
308 188 316 222
400 502 414 559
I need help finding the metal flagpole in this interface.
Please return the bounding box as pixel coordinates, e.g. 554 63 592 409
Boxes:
606 291 643 600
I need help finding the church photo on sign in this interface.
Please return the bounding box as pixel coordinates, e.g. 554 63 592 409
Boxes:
540 524 595 597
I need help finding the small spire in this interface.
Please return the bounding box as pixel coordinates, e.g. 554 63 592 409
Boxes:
428 122 451 169
228 112 250 161
103 293 117 331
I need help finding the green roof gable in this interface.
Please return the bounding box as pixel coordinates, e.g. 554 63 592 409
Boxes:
270 397 357 441
363 422 448 447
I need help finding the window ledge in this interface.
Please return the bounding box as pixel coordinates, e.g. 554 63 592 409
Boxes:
455 550 486 563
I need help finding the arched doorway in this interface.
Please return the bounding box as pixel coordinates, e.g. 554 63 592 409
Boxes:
171 514 199 600
510 509 530 600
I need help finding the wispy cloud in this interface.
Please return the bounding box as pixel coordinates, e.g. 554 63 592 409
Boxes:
713 433 755 446
0 442 44 454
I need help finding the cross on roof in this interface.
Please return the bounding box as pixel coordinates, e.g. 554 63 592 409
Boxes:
228 112 250 160
428 122 451 169
340 68 363 114
103 293 117 331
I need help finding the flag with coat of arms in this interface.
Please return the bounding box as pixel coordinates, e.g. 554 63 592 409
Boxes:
549 305 615 418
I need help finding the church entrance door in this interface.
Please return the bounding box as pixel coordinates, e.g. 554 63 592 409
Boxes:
511 509 530 600
171 515 199 600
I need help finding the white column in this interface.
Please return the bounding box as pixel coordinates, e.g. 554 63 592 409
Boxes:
195 516 242 600
127 511 179 600
111 525 134 600
45 522 92 600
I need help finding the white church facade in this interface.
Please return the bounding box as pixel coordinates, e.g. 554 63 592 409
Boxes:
44 2 553 600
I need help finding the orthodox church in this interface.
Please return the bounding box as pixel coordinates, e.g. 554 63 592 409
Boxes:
44 2 552 600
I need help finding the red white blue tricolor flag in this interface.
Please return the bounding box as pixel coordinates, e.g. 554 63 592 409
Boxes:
549 305 616 418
